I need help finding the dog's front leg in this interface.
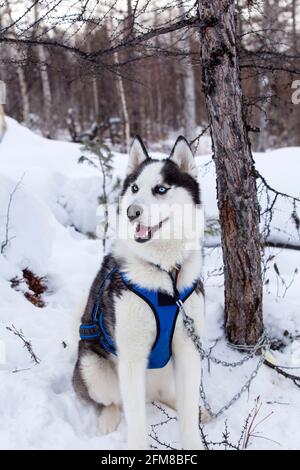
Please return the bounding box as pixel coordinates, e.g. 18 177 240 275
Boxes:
118 358 148 449
173 335 203 450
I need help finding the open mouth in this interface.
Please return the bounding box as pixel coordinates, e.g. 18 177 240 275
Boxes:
134 218 169 243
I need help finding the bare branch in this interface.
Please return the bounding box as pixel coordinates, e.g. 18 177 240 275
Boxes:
264 360 300 389
1 175 25 254
6 324 41 365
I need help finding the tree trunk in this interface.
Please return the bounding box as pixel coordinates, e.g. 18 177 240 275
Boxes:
256 0 272 152
125 0 142 136
37 44 53 138
86 32 100 122
292 0 298 51
33 3 53 138
178 3 197 142
154 9 164 141
92 76 100 121
15 52 30 127
198 0 263 345
0 14 7 141
114 51 130 152
256 74 271 152
0 103 6 141
6 1 30 127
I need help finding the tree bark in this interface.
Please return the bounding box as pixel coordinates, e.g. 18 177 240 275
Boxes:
0 14 7 141
198 0 263 345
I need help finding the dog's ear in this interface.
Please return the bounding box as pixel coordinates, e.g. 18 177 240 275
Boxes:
127 136 149 174
169 136 197 179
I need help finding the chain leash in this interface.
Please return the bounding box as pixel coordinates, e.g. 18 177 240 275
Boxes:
176 299 270 418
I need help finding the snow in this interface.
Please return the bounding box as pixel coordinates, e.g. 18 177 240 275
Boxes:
0 117 300 450
196 149 300 247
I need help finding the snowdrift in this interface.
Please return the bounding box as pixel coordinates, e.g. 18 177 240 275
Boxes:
0 118 300 449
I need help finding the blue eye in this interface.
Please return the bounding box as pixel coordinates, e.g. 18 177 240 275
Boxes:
131 184 139 193
154 185 169 195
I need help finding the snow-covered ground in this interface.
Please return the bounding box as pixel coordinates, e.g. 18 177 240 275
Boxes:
0 117 300 450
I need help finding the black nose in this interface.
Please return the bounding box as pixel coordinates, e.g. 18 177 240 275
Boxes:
127 204 143 221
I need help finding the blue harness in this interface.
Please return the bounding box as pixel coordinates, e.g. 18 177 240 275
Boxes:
79 268 196 369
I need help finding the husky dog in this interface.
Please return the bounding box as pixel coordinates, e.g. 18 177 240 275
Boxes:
73 136 205 450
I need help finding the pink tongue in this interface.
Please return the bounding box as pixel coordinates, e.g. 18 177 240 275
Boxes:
135 223 149 238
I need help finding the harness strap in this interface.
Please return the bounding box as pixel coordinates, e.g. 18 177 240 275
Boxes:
80 266 118 347
79 323 100 340
79 264 196 368
99 312 116 353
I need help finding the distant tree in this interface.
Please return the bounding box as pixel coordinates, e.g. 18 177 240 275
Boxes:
33 2 53 138
177 1 197 141
5 0 30 128
256 0 272 152
292 0 298 51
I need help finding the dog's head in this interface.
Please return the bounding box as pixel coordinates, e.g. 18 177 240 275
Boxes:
118 136 203 251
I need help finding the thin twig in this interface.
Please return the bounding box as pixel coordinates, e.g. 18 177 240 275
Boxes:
189 125 210 148
255 169 300 204
264 360 300 388
1 174 25 254
6 324 41 365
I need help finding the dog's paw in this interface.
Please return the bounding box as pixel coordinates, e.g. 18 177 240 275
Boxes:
98 404 121 435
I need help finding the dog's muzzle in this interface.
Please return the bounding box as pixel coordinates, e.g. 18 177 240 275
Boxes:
127 204 143 222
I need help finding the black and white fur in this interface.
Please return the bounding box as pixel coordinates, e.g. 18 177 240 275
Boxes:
73 136 205 449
